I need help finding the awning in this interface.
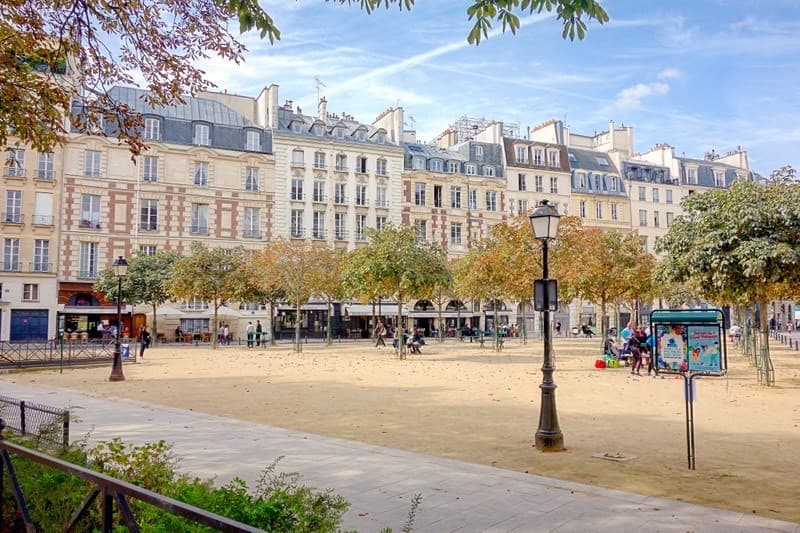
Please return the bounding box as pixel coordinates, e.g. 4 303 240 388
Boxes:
277 303 329 312
58 305 132 315
347 303 404 316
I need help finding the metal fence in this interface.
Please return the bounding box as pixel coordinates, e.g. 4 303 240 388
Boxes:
0 395 69 447
0 338 139 369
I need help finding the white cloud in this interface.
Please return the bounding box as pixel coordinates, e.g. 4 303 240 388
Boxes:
657 68 683 80
613 82 669 110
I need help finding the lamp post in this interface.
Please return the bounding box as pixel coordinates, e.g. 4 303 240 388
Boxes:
529 200 565 451
109 256 128 382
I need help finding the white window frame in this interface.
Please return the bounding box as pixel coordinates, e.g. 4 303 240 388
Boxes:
450 222 462 245
37 152 54 179
4 238 20 271
313 181 326 203
334 212 347 239
355 184 367 206
483 166 495 177
535 175 543 193
85 150 101 177
79 241 99 277
485 191 497 212
450 187 462 209
194 162 208 186
550 176 558 194
143 156 158 182
22 283 39 301
80 194 101 228
314 151 326 169
144 118 160 141
5 190 22 223
291 209 304 237
291 179 304 201
579 201 586 218
140 199 158 231
415 183 426 206
611 203 618 220
245 130 260 151
191 204 209 233
5 149 25 177
376 158 388 175
291 149 304 167
376 186 387 208
334 183 347 204
194 123 210 146
245 167 259 191
33 239 49 272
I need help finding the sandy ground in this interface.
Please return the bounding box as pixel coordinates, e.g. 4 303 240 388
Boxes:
3 336 799 523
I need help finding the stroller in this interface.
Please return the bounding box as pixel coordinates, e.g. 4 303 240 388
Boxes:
605 336 633 365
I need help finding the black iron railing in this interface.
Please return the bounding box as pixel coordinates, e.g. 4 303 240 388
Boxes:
0 396 69 447
0 339 139 369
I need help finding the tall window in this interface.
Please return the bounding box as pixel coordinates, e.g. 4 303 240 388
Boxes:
429 159 442 172
610 176 618 191
334 183 347 204
610 203 618 220
465 164 476 175
638 186 646 201
356 214 367 240
485 191 497 212
139 245 157 256
474 145 484 159
652 188 660 202
448 161 460 173
356 156 368 173
3 238 20 271
714 171 725 187
313 211 326 239
450 223 462 245
37 152 54 179
579 201 586 218
686 168 697 184
596 202 602 219
194 162 208 186
483 166 495 177
355 185 367 206
414 183 426 205
518 173 527 191
468 189 477 211
639 209 648 227
85 150 101 177
335 213 346 239
548 150 559 167
433 185 442 208
534 149 543 165
653 211 660 227
140 199 158 230
143 118 160 141
666 212 674 227
33 239 49 272
291 149 304 166
80 194 101 228
412 157 425 170
245 130 260 151
376 186 387 207
550 176 558 194
245 167 259 191
516 146 527 163
666 190 673 204
335 154 347 171
194 123 210 145
23 284 39 301
143 156 158 182
376 158 387 175
291 209 304 237
313 181 326 202
450 187 462 208
79 241 98 277
517 199 528 215
595 175 601 191
414 219 426 240
291 179 304 200
535 175 543 193
33 192 52 225
191 204 208 234
5 149 24 177
244 207 260 238
314 151 326 169
5 191 22 223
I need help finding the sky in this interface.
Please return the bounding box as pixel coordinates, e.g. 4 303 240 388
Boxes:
195 0 800 176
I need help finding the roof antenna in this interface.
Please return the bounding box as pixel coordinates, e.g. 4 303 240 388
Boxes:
314 76 326 108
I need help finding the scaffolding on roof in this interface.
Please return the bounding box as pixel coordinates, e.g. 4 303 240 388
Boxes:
433 115 520 145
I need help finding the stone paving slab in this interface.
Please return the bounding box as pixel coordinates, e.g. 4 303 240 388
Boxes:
1 380 797 533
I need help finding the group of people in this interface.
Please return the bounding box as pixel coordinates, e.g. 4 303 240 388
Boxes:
244 320 265 347
218 324 233 345
606 322 657 377
374 319 425 353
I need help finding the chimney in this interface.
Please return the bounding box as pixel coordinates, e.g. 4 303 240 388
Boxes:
318 97 328 121
608 120 615 150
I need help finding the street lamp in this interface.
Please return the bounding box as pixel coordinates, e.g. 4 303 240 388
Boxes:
529 199 564 451
109 256 128 382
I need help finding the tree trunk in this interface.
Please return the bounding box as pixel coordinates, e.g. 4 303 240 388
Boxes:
758 299 774 385
269 300 277 346
457 302 462 340
326 298 333 346
520 300 527 345
294 301 302 353
212 300 219 349
493 304 499 352
151 303 158 346
438 302 444 343
599 298 607 350
396 298 405 359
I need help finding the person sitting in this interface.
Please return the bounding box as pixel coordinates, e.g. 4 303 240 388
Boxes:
175 326 183 342
604 336 620 358
581 324 594 338
407 328 423 354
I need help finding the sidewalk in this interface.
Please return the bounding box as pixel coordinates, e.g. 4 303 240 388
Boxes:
0 380 797 532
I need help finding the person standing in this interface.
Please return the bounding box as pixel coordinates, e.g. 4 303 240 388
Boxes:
375 319 386 347
139 327 151 359
223 324 231 345
555 320 562 336
246 321 255 348
255 320 263 346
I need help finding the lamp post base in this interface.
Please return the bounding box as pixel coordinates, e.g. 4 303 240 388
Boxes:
109 349 125 382
534 431 565 452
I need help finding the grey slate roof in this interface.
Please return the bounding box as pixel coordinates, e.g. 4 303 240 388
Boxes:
568 147 620 174
275 107 398 147
676 157 754 188
622 160 675 185
568 148 626 196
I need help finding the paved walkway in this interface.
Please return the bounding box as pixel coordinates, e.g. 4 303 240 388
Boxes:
0 380 797 532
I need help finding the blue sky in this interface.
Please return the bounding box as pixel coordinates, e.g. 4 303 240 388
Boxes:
196 0 800 176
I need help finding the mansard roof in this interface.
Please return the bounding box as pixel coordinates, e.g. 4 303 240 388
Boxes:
568 147 620 174
276 107 396 146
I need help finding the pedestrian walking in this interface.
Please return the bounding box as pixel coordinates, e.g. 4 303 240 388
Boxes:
256 320 263 346
246 321 255 348
555 320 562 336
139 327 151 359
375 319 387 347
223 324 231 345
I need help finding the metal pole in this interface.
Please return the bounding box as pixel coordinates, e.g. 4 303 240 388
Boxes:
535 238 565 451
109 275 125 381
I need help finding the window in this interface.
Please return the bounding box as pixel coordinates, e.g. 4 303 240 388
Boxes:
334 183 347 204
666 212 674 227
143 156 158 182
517 199 528 215
139 245 157 256
376 215 387 230
666 190 673 204
483 166 495 177
610 176 618 192
377 158 388 175
5 149 24 177
579 201 586 218
182 298 209 311
549 151 559 167
79 241 98 277
356 214 367 240
314 124 324 136
292 122 302 134
313 181 326 203
245 130 260 151
415 183 426 205
334 212 347 239
191 204 208 234
429 159 442 172
534 149 543 165
465 164 476 175
376 132 386 144
468 190 477 211
450 223 462 245
143 118 160 141
85 150 101 177
550 176 558 194
654 211 660 227
714 171 725 187
33 192 52 225
3 238 20 271
355 185 367 206
448 161 460 173
291 179 304 200
475 145 484 159
595 175 601 191
140 200 158 231
5 191 22 223
535 175 543 193
638 186 646 201
314 152 326 169
517 173 527 191
245 167 259 191
577 173 586 188
596 202 602 219
194 123 210 145
291 209 304 237
194 162 208 186
433 185 442 208
335 154 347 171
412 157 426 170
485 191 497 212
313 211 326 239
450 187 462 208
33 240 49 272
80 194 101 228
639 209 648 227
596 156 608 166
686 168 697 184
611 203 618 220
291 149 304 166
516 146 527 162
334 127 344 139
37 152 54 179
356 156 368 173
414 219 426 240
23 284 39 301
376 186 387 207
652 188 659 203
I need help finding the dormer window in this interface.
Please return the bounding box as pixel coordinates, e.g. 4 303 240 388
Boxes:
430 159 443 172
412 157 426 170
313 125 324 136
448 161 460 173
516 146 527 163
194 123 210 146
292 122 302 134
596 156 609 166
549 150 559 167
335 127 344 139
465 164 476 175
483 166 495 177
143 118 160 141
245 130 260 151
376 132 386 144
357 130 366 141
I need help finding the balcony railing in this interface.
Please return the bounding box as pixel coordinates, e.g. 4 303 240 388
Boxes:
375 200 388 208
78 269 98 279
313 162 326 169
311 229 327 240
334 230 348 240
78 220 101 229
356 232 367 241
190 225 209 235
243 229 262 239
355 200 369 207
2 262 20 272
138 223 158 231
31 215 53 225
29 262 51 273
290 228 305 238
334 165 347 172
291 160 305 168
2 213 23 224
5 168 25 178
312 195 327 203
290 193 305 201
36 170 54 180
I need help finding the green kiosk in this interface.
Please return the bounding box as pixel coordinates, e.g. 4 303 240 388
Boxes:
650 309 728 470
